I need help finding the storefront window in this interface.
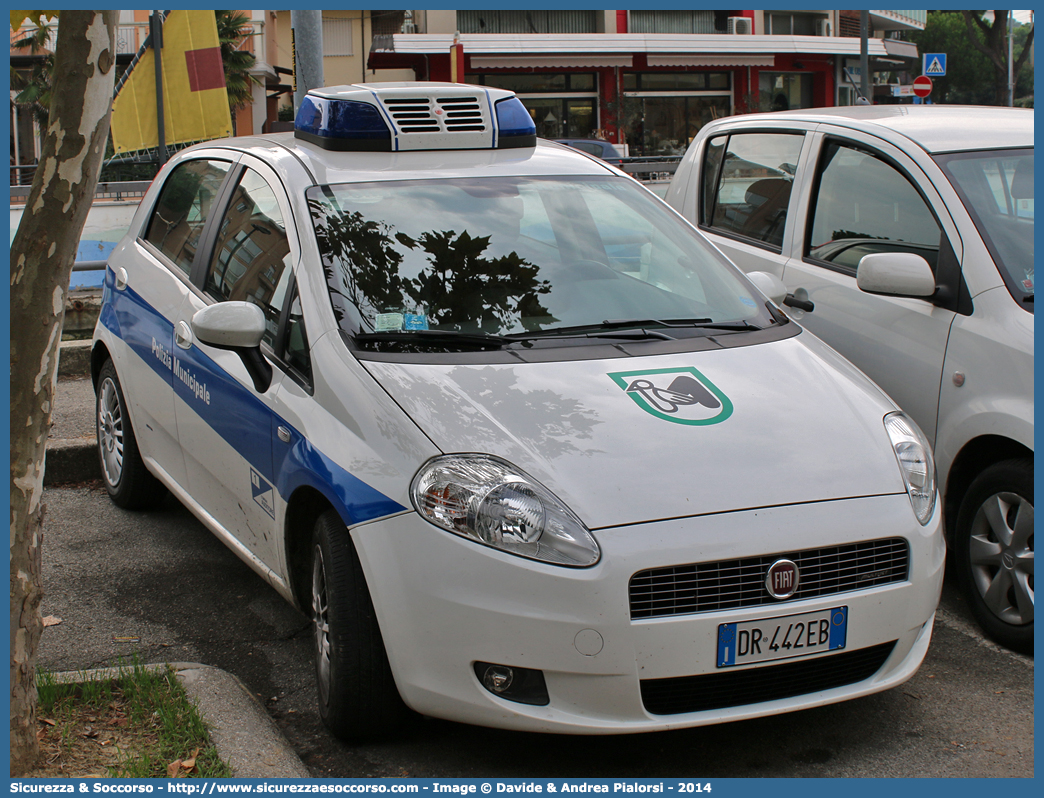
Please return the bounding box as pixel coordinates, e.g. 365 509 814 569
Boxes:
627 96 731 156
467 73 594 92
622 73 732 156
523 98 596 139
468 74 598 139
758 73 812 111
624 72 730 91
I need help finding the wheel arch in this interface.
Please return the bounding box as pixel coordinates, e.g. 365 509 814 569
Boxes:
944 435 1033 539
91 340 113 388
283 484 343 613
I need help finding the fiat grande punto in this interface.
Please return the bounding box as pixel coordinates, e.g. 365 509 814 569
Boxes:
93 83 944 739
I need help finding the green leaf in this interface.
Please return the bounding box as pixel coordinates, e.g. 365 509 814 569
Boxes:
10 10 59 31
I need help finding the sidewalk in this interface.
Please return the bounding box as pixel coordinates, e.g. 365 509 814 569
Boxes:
42 340 310 778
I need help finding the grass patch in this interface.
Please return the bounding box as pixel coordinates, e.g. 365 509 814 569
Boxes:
30 661 232 778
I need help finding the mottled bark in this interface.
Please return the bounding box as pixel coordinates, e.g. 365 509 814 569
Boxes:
9 11 116 776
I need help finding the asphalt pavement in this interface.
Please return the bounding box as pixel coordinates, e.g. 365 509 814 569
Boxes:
42 343 309 778
38 351 1034 778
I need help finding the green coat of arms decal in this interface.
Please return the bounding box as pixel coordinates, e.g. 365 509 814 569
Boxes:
608 366 733 426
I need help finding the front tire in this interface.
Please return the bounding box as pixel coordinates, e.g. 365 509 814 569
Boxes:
953 458 1033 654
95 359 166 509
311 510 406 740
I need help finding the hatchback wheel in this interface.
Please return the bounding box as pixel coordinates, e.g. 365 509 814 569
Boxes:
311 510 406 739
96 359 165 509
954 458 1033 654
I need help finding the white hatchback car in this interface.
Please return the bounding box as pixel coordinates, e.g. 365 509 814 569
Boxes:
667 106 1033 653
93 83 944 739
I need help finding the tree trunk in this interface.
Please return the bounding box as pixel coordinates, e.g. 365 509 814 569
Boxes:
9 11 116 776
962 10 1021 106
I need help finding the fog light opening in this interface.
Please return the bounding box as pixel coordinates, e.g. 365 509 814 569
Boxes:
474 661 550 706
483 665 514 693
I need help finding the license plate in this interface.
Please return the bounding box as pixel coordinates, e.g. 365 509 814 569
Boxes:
717 606 848 667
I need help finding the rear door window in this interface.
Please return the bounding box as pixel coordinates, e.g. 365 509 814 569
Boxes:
143 159 231 275
701 133 803 248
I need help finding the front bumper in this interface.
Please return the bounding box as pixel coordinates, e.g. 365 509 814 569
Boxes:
351 493 944 734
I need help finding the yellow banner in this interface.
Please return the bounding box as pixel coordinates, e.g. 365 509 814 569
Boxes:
111 10 233 154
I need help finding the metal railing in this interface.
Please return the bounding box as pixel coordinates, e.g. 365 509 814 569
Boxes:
619 156 681 182
10 180 152 205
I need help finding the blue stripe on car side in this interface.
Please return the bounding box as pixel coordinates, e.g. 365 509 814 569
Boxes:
100 274 406 524
274 431 407 527
100 268 176 387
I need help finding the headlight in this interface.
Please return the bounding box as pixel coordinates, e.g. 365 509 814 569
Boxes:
410 454 600 567
884 412 937 525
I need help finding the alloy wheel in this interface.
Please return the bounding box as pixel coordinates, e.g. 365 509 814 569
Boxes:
312 544 333 704
967 490 1034 626
98 377 125 488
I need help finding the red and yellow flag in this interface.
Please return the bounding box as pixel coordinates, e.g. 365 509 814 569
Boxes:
111 10 233 153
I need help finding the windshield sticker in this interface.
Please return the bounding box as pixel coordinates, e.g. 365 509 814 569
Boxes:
608 367 733 426
375 313 404 331
404 313 429 330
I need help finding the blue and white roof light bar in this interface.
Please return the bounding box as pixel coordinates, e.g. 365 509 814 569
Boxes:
294 82 537 152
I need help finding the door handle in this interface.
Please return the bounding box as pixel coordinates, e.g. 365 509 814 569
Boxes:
783 293 814 313
175 321 193 350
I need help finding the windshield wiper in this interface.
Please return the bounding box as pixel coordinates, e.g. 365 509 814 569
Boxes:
505 328 675 344
601 317 764 332
353 329 514 348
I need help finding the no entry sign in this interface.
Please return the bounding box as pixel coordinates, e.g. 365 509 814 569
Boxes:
913 75 933 98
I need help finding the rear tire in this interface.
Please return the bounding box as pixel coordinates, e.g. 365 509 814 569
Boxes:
953 458 1033 654
311 509 407 740
95 359 166 509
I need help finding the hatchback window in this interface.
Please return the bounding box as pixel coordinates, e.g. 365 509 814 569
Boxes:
307 175 772 349
205 168 293 346
702 133 803 248
143 159 230 274
808 142 941 271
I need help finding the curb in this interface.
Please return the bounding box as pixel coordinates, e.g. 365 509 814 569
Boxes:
49 663 310 779
44 438 99 486
59 339 93 380
47 341 98 486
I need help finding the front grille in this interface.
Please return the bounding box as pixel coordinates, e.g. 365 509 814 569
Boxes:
641 641 896 715
630 538 909 620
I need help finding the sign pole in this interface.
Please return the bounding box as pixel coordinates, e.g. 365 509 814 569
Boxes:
150 11 167 166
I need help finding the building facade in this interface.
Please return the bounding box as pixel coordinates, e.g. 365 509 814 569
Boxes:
10 9 926 170
367 10 925 156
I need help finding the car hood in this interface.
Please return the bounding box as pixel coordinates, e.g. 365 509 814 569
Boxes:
362 335 907 530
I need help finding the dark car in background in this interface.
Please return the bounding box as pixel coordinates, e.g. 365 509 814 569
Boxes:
553 138 624 165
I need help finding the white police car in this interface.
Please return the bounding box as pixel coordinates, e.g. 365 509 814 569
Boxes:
93 83 944 739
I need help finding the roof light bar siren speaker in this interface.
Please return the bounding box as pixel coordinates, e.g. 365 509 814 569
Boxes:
294 82 536 152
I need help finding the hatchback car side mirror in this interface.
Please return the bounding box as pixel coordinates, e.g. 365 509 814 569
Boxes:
856 252 937 299
191 302 273 393
746 271 788 305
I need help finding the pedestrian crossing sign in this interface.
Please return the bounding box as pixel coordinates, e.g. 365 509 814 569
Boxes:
923 53 947 76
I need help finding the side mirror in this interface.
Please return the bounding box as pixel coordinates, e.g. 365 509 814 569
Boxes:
747 271 788 305
856 252 936 298
191 302 273 393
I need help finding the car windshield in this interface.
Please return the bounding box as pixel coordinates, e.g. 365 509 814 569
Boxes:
935 148 1034 303
307 175 773 350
